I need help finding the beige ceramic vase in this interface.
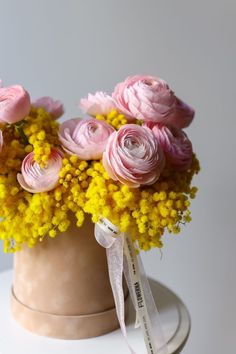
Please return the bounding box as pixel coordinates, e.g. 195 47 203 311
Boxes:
11 216 128 339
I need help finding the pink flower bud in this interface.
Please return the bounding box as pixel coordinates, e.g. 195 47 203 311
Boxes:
112 75 194 128
59 118 115 160
17 148 63 193
32 96 64 119
79 92 116 116
103 124 165 187
0 85 31 124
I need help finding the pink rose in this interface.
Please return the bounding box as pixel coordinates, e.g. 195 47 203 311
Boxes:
79 92 116 116
147 123 193 170
0 85 31 124
17 148 63 193
59 118 115 160
103 124 165 187
112 75 194 128
32 96 64 119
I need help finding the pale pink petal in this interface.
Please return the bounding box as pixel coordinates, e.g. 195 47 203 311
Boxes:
147 123 193 170
165 97 194 129
112 75 194 128
17 148 63 193
59 117 115 160
102 124 165 187
32 96 64 119
79 91 116 116
0 85 31 124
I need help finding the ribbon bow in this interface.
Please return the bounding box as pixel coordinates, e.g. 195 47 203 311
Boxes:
95 218 168 354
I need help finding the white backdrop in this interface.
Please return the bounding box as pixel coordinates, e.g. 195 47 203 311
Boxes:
0 1 235 353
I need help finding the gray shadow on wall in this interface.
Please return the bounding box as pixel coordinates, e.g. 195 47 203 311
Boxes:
0 242 13 271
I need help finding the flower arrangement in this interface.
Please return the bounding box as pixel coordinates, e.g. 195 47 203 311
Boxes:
0 75 199 253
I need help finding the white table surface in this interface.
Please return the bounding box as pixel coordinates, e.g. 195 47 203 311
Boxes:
0 270 190 354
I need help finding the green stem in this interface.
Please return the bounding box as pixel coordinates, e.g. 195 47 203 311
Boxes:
15 125 29 145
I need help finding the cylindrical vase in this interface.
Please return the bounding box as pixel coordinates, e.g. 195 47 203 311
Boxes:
11 216 128 339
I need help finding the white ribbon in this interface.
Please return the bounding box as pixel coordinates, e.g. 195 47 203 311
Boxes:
95 218 168 354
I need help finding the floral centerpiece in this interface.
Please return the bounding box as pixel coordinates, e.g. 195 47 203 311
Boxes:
0 75 199 354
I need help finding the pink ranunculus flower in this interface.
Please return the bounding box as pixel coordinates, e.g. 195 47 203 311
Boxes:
103 124 165 188
59 118 115 160
32 96 64 119
79 91 117 116
147 122 193 170
17 148 63 193
0 85 31 124
112 75 194 128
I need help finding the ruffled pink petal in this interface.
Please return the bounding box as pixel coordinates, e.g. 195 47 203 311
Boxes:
59 117 115 160
17 148 63 193
112 75 194 127
79 91 116 116
0 85 31 124
148 123 193 170
32 96 64 119
102 124 165 187
165 97 195 129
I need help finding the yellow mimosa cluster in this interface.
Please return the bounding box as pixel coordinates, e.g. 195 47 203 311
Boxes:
0 124 28 174
83 155 199 250
23 107 60 167
96 110 127 129
0 107 200 253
